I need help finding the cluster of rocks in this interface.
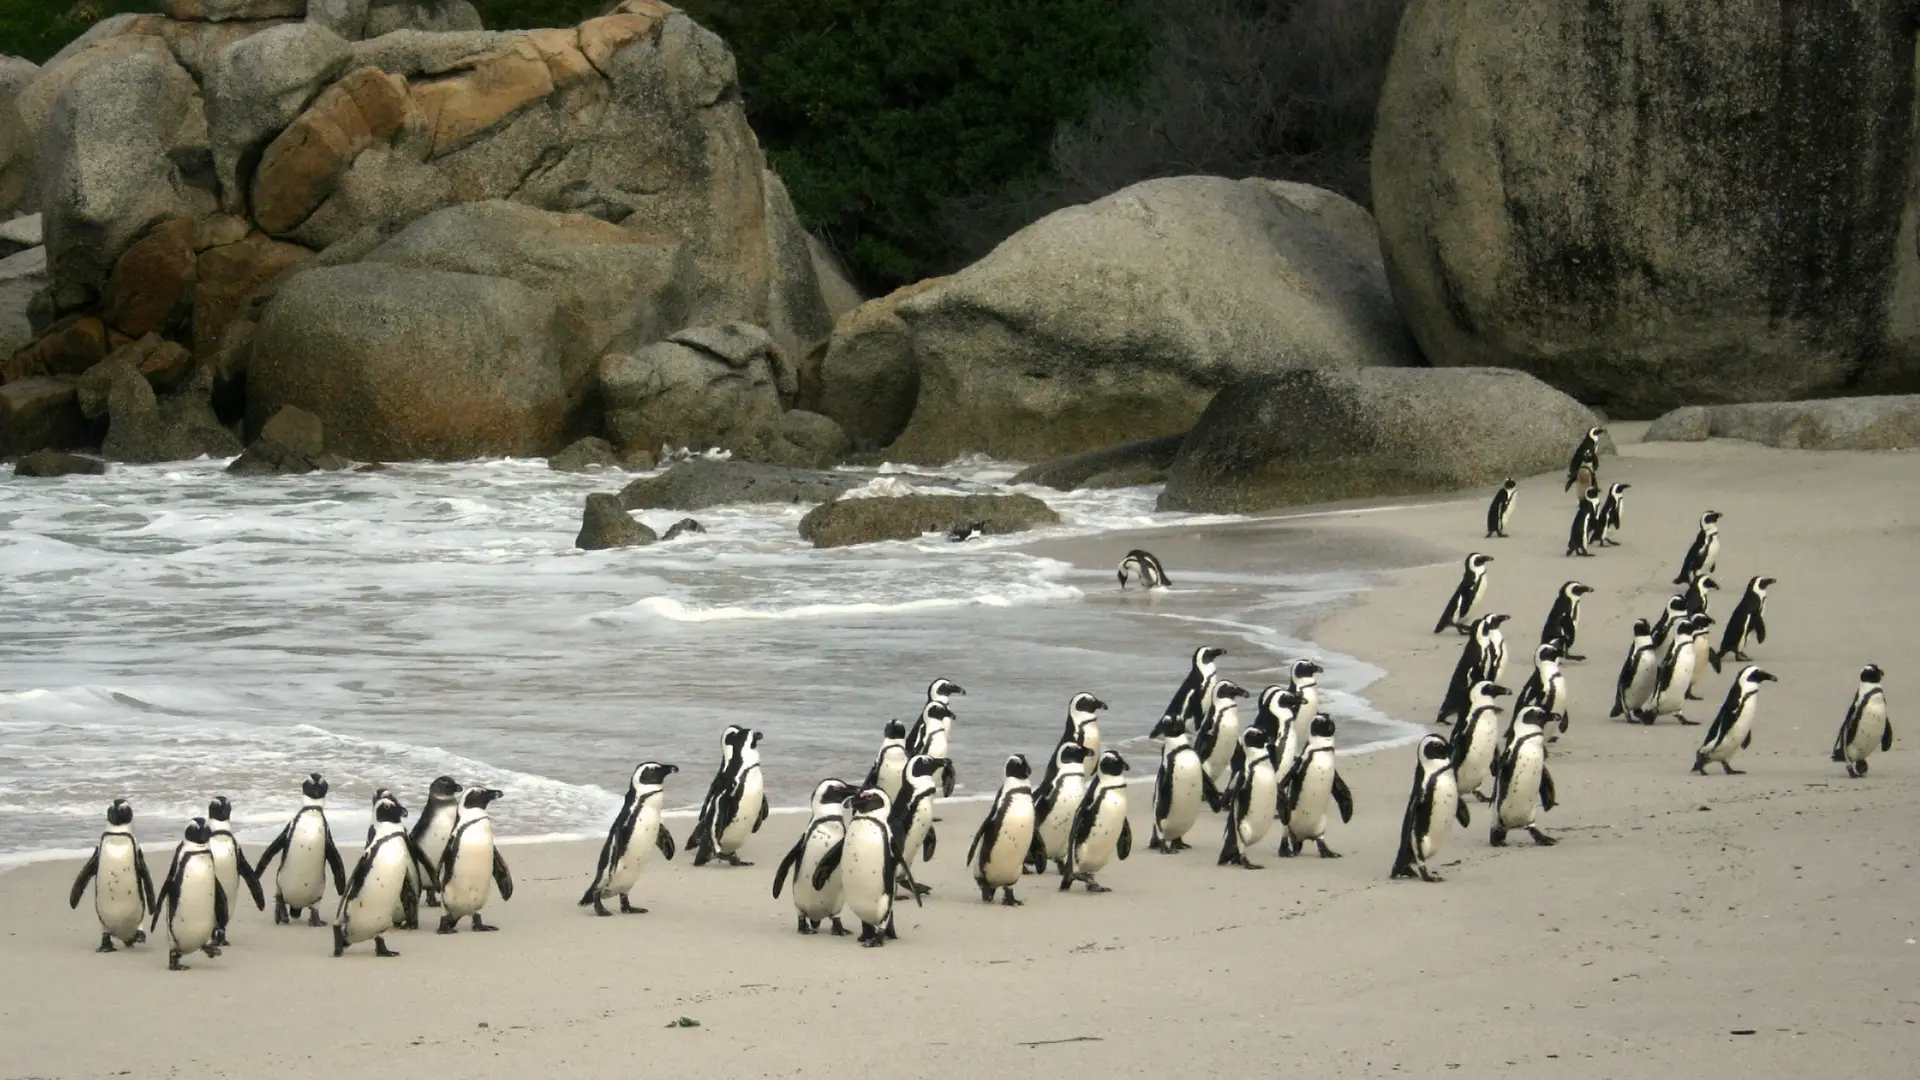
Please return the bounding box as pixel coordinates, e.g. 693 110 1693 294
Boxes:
1645 397 1920 452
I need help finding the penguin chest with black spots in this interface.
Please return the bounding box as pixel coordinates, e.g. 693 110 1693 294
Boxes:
94 836 146 939
1037 778 1085 858
341 835 410 944
1236 764 1278 847
1287 756 1338 840
607 803 662 896
442 820 497 917
1158 752 1203 840
1497 744 1545 828
1847 698 1888 761
170 855 219 952
1420 772 1460 860
1074 789 1127 873
979 796 1033 887
793 820 846 919
839 820 893 927
278 811 331 907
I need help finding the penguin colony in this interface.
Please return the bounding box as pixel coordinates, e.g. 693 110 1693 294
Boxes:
66 426 1896 961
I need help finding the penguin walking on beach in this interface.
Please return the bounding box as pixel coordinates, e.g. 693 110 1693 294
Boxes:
438 787 512 932
204 797 264 946
1392 735 1472 883
967 755 1036 905
1159 646 1225 729
890 755 944 898
822 788 917 946
255 772 346 927
1673 510 1722 585
1486 479 1518 539
1566 487 1601 557
1288 658 1324 727
1709 575 1774 673
1683 574 1720 618
1252 685 1307 795
1594 481 1630 546
1216 729 1279 869
1649 594 1689 651
365 791 423 931
409 775 462 909
1564 426 1604 491
1434 553 1494 634
1436 614 1511 725
151 818 228 971
1611 619 1660 722
1028 742 1091 875
1832 665 1892 778
692 726 768 867
1516 643 1570 735
1061 750 1132 892
1038 692 1107 795
580 762 679 916
1691 666 1778 775
334 795 434 958
906 702 959 796
69 799 157 953
772 778 859 934
1539 581 1594 661
1118 549 1171 589
1642 614 1706 725
1148 715 1204 853
1683 616 1716 701
1277 714 1355 858
1194 678 1251 803
1490 707 1558 847
866 720 910 806
1448 682 1512 803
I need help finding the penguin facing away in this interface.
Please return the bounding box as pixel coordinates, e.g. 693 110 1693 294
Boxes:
1692 666 1779 776
966 755 1036 905
1434 552 1494 635
151 817 228 971
1277 714 1355 858
409 775 462 909
335 795 435 957
1673 510 1722 585
1566 487 1601 557
1486 479 1517 539
1709 575 1774 673
1392 735 1472 883
1595 481 1630 546
1147 715 1204 853
692 726 768 867
1061 750 1132 892
1216 728 1279 869
438 787 513 932
204 796 265 946
254 772 346 927
1539 581 1594 661
1448 683 1512 804
1564 426 1604 492
69 799 157 952
866 720 910 806
1490 706 1558 847
1028 742 1092 875
1832 665 1892 778
773 778 859 934
889 755 945 898
580 762 679 916
1118 549 1170 589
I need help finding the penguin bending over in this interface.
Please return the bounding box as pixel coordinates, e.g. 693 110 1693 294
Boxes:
1832 665 1892 778
1515 643 1570 736
438 787 512 932
1118 549 1171 589
151 817 228 971
580 762 679 916
1194 677 1250 804
1692 666 1778 775
967 756 1036 905
204 797 264 946
1028 742 1091 875
772 778 859 934
1434 553 1494 634
1611 619 1660 722
1595 482 1630 546
69 799 157 952
1216 729 1279 869
1486 479 1517 539
335 795 435 957
1539 581 1594 662
254 772 346 927
1436 614 1510 725
1672 511 1722 585
1490 707 1558 847
692 726 768 867
1392 735 1472 883
1448 682 1511 803
1709 575 1773 673
1564 426 1604 492
1148 715 1204 853
1277 714 1354 858
889 755 945 898
1061 750 1132 892
409 775 462 909
1566 487 1601 557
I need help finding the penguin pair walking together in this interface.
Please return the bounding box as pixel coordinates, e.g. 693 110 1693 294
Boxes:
1024 693 1132 893
1436 613 1510 726
772 783 922 947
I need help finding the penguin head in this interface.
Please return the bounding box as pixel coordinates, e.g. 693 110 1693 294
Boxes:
1612 482 1630 495
1632 618 1652 637
1515 705 1549 729
1241 727 1271 750
207 796 232 822
1209 679 1250 703
1588 425 1605 441
1584 486 1601 501
928 677 966 702
1473 681 1512 700
462 788 502 810
1467 552 1493 571
847 787 889 817
1702 510 1722 527
1149 715 1187 740
720 725 749 752
1057 742 1092 769
1485 613 1511 629
1290 658 1323 681
749 730 765 749
1502 478 1516 491
183 817 211 845
1753 576 1776 593
810 778 857 814
634 762 677 788
907 755 945 782
1261 684 1303 716
1196 646 1226 669
1069 693 1107 720
1418 734 1452 764
1003 754 1031 781
301 773 328 800
1536 643 1562 664
1309 713 1337 739
1861 664 1884 684
106 799 133 827
1566 581 1593 598
881 719 907 742
430 775 462 798
374 797 407 825
1739 667 1778 688
1695 575 1720 593
1096 750 1129 776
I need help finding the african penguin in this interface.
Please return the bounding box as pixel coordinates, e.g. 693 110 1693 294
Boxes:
334 795 434 957
967 756 1036 905
1691 666 1778 776
947 521 985 542
1159 646 1224 730
200 797 264 946
1595 481 1630 546
1832 665 1892 779
829 787 916 946
1489 706 1558 847
1028 742 1091 876
1436 614 1510 725
1061 750 1132 892
1515 643 1570 736
1709 575 1774 673
865 720 911 807
926 677 966 707
889 755 944 898
1434 552 1494 635
1252 684 1307 795
1672 510 1722 585
1194 677 1250 803
1485 478 1517 539
1642 614 1706 726
409 775 462 909
1611 618 1660 723
1287 658 1323 728
1118 549 1170 589
1216 729 1279 869
438 787 512 932
1448 682 1512 804
1683 614 1716 701
1539 581 1594 661
69 799 157 952
151 817 228 971
1683 574 1720 618
907 701 959 796
772 778 859 934
1391 735 1471 883
1566 487 1601 557
692 726 768 867
1148 715 1204 853
1649 594 1689 651
1564 426 1604 492
1277 714 1354 858
1038 692 1107 795
580 762 679 916
254 772 346 927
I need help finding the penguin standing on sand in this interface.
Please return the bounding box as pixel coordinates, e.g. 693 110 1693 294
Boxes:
866 720 910 806
1118 549 1171 589
1691 666 1778 775
1516 643 1570 735
1564 426 1604 491
438 787 512 932
1216 729 1279 869
906 702 959 796
692 726 768 867
1832 665 1892 778
1642 614 1705 725
1449 682 1512 803
580 762 679 916
1028 742 1091 875
255 772 346 927
1594 482 1630 546
1277 714 1355 858
1392 735 1472 883
1611 619 1660 722
1709 575 1774 672
772 778 858 934
1434 553 1494 634
1567 487 1601 557
1148 715 1204 853
1038 692 1107 794
822 788 917 946
334 795 434 958
1252 685 1306 794
1673 510 1722 585
1436 614 1511 725
1486 479 1518 539
69 799 156 952
1159 647 1225 728
204 797 264 945
1490 706 1558 847
409 775 462 909
1539 581 1594 661
151 817 228 971
1194 678 1250 802
1061 750 1132 892
966 756 1036 905
889 755 944 898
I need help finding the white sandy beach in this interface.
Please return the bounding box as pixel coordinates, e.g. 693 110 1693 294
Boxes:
2 427 1916 1078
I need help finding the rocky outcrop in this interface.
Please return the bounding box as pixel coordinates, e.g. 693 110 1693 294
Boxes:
809 277 942 451
202 23 354 216
101 361 245 463
0 376 91 456
1372 0 1918 416
75 335 195 418
227 403 348 473
618 457 860 511
549 435 654 471
759 170 833 363
12 449 107 477
576 492 657 549
1008 433 1187 491
797 493 1060 549
1643 397 1920 451
600 322 786 454
0 57 38 215
0 245 43 361
1159 368 1599 513
881 176 1418 464
747 409 849 469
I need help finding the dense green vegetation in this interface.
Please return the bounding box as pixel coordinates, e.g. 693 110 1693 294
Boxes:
3 0 150 64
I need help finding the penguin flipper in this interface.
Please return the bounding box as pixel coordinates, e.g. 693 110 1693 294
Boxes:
403 834 436 889
322 824 347 897
439 831 462 889
754 793 770 833
1751 612 1767 644
1331 773 1354 824
1117 819 1132 861
810 841 844 892
491 849 514 901
583 827 619 905
1454 796 1471 829
1883 719 1895 752
1201 771 1223 814
922 826 937 863
151 845 184 932
235 847 266 910
213 881 229 933
1539 766 1557 812
133 844 157 914
344 847 374 908
656 825 677 862
771 836 804 900
255 824 290 877
69 849 99 909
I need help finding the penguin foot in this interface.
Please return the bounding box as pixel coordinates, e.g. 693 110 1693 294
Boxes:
1000 887 1023 907
1721 764 1745 776
307 909 325 928
1527 828 1558 846
436 915 459 934
619 896 647 915
1489 827 1509 847
884 918 898 940
1734 651 1751 662
168 951 187 971
1675 715 1700 726
978 884 995 903
591 898 612 917
860 934 885 949
796 915 815 934
332 925 347 957
96 934 117 953
911 882 932 897
1314 840 1342 859
470 916 498 932
133 930 146 945
1390 863 1417 881
722 854 752 868
1419 869 1445 883
1082 879 1111 894
1685 691 1704 701
1276 840 1299 858
829 917 850 936
1171 838 1190 851
273 899 289 925
1236 858 1264 870
1566 653 1587 662
211 928 228 948
1849 761 1867 778
375 936 399 958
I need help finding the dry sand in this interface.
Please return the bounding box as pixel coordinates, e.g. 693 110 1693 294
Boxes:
3 427 1916 1078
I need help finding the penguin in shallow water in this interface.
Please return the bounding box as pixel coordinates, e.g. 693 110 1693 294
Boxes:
1539 581 1594 662
822 787 916 946
1566 487 1601 557
1709 575 1773 673
1028 742 1091 875
152 817 228 971
1516 643 1570 735
69 799 157 953
438 787 512 932
1194 677 1250 804
1448 682 1511 803
1611 619 1660 722
1673 510 1722 585
889 755 944 898
1118 549 1170 589
1392 735 1472 883
203 797 263 946
773 778 858 934
1148 715 1204 853
409 776 461 909
865 720 911 807
692 726 768 866
967 755 1035 905
1832 665 1892 778
1061 750 1132 892
1691 666 1778 775
1277 714 1354 858
1594 481 1630 547
335 795 434 957
1564 426 1604 492
1436 614 1509 725
580 762 678 916
1038 692 1107 794
1434 553 1494 634
1490 706 1558 847
1217 728 1279 869
1485 479 1517 539
255 772 346 927
947 521 985 542
1159 646 1224 729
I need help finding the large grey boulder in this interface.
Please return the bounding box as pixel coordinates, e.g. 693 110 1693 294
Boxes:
747 409 851 470
618 457 860 511
202 23 353 216
760 170 833 364
307 0 373 39
13 450 107 477
810 277 941 451
227 403 348 473
797 493 1060 549
0 245 45 360
1372 0 1917 416
248 263 568 460
600 323 786 454
364 0 484 37
1009 433 1187 491
0 376 91 456
1159 368 1599 513
101 362 245 464
575 492 656 550
0 56 38 215
1643 397 1920 451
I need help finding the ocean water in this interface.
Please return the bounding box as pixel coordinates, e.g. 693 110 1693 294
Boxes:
0 455 1419 865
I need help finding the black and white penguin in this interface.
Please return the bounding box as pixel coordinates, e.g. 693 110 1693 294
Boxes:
1287 658 1324 728
1672 510 1722 585
966 755 1036 905
1216 729 1279 869
1564 426 1604 491
1479 612 1511 687
151 817 228 971
1391 735 1472 883
1252 684 1307 788
438 787 512 932
1433 552 1495 634
1683 615 1716 701
926 676 966 707
1515 643 1570 736
1038 692 1107 795
1611 618 1660 722
947 521 985 542
1832 665 1892 778
825 788 914 946
1566 487 1601 557
580 762 679 917
1061 750 1132 892
1490 706 1558 847
365 791 421 931
1594 481 1630 547
1709 575 1774 673
1147 715 1204 853
1539 581 1594 662
1691 666 1778 775
906 701 959 796
1485 479 1517 539
692 726 768 867
254 772 346 927
1118 549 1170 589
1448 682 1512 803
1682 574 1720 618
890 755 944 898
1436 614 1511 726
409 775 462 909
1158 646 1224 728
772 778 859 934
1649 594 1689 651
1028 742 1091 875
204 797 264 946
334 795 434 957
865 720 911 807
1277 714 1354 858
1643 614 1706 725
69 799 157 952
1194 677 1250 801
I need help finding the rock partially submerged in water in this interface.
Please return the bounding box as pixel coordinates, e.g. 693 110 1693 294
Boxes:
12 449 107 477
660 517 704 542
101 360 245 464
1009 433 1186 491
797 492 1059 549
548 436 654 473
1643 396 1920 451
619 458 860 511
576 492 656 550
227 404 348 475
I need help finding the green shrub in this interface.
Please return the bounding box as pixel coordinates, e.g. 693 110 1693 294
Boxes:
3 0 153 64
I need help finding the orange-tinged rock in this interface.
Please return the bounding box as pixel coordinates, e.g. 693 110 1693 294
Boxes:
251 67 411 236
103 218 199 337
8 315 110 381
193 233 312 354
522 29 595 90
409 40 556 158
578 14 658 73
